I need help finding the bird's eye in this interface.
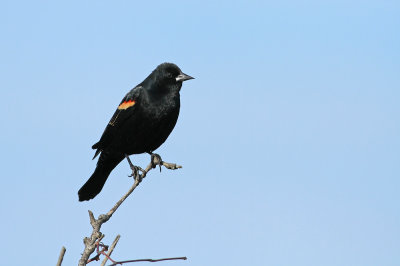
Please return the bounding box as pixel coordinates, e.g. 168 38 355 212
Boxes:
166 73 173 78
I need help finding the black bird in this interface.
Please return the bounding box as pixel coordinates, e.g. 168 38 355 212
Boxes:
78 63 194 201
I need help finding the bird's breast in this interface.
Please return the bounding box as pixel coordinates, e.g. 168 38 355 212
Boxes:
121 95 180 153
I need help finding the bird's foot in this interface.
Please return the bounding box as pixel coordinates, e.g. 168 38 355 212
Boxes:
125 154 144 182
129 165 144 179
150 153 163 172
129 165 145 183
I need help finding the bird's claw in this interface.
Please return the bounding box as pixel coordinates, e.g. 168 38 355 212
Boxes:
128 165 144 181
125 154 144 181
150 153 163 172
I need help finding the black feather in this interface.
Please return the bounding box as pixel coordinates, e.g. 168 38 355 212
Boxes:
78 63 193 201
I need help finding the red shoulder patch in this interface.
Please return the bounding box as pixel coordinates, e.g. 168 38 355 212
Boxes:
118 99 136 110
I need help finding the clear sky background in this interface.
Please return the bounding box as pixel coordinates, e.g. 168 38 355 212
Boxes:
1 1 399 265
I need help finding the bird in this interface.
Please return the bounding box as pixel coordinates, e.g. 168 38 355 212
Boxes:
78 63 194 201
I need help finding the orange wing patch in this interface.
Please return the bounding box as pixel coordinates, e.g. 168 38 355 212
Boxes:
118 99 136 110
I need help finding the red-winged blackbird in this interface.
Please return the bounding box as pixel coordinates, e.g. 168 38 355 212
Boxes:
78 63 194 201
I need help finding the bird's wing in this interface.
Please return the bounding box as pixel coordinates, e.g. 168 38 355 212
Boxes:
108 86 142 127
91 86 143 159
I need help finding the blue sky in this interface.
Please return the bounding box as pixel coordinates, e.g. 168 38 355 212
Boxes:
1 1 399 265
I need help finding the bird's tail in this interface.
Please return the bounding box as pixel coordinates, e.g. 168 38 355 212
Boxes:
78 152 124 201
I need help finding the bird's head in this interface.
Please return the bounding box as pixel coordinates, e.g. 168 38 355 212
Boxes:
144 63 194 93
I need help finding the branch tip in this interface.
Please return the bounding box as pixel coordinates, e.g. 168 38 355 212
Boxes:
56 246 66 266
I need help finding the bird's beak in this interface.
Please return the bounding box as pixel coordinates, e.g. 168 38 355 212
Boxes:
176 72 194 82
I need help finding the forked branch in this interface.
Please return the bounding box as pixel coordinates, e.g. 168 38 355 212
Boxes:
77 155 182 266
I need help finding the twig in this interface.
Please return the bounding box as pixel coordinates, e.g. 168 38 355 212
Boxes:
78 156 182 266
101 235 121 266
56 246 66 266
107 161 181 217
108 256 187 265
86 235 106 264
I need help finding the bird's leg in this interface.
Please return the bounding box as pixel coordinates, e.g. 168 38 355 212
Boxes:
125 154 144 182
147 152 163 172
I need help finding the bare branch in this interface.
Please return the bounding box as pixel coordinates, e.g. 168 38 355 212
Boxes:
56 246 66 266
106 177 140 217
105 160 181 217
101 235 121 266
78 155 181 266
161 161 182 170
109 256 187 265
